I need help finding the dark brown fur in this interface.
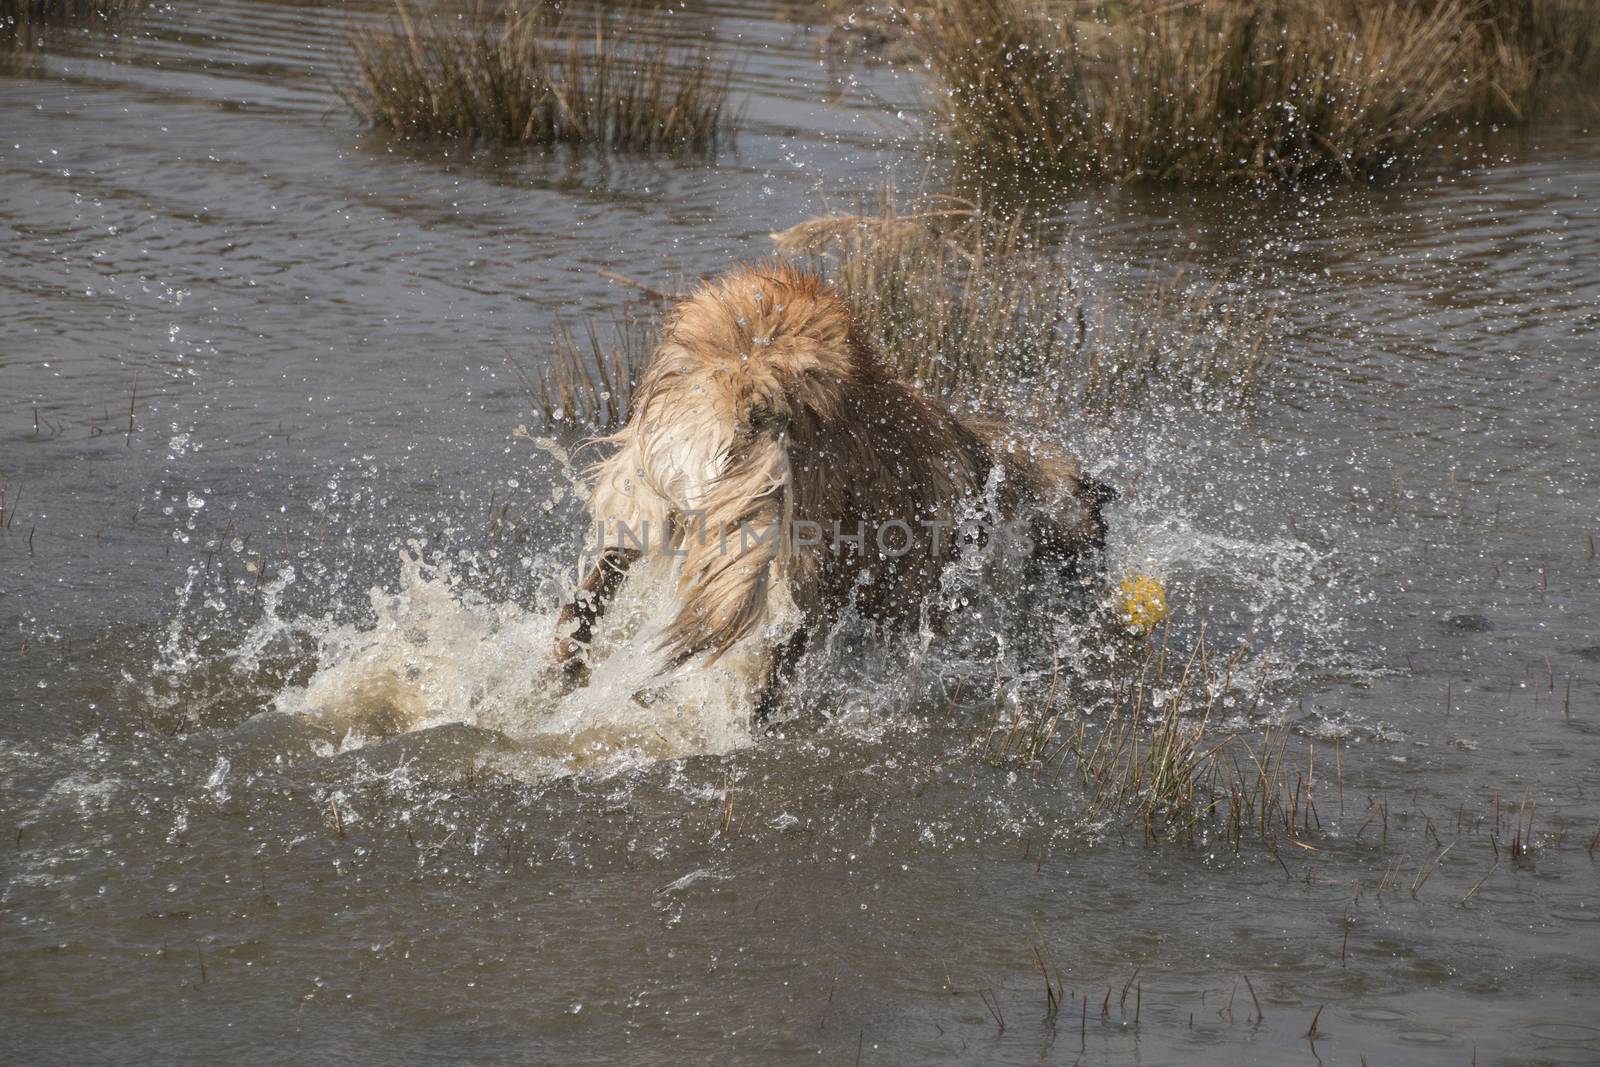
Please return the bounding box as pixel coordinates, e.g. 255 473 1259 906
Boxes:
554 263 1111 723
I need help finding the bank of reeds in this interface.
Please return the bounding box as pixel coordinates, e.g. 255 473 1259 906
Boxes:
1464 0 1600 119
905 0 1600 184
345 0 735 152
2 0 142 45
977 630 1313 849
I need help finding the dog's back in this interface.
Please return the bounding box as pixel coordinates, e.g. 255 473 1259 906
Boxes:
582 262 1109 676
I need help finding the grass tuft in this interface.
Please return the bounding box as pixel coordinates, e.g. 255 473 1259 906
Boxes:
524 192 1278 429
519 307 655 432
977 627 1313 850
1464 0 1600 120
904 0 1600 185
345 0 736 152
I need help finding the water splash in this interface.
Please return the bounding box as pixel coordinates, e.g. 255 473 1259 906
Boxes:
131 415 1363 783
270 550 759 779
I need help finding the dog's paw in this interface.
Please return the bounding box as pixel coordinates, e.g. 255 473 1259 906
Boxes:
548 641 592 690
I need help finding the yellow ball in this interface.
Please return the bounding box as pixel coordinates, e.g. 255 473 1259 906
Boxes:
1117 574 1169 633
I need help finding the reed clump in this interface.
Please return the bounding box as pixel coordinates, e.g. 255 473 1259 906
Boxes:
905 0 1600 184
2 0 143 46
524 194 1277 428
771 192 1277 412
977 630 1316 850
345 0 736 152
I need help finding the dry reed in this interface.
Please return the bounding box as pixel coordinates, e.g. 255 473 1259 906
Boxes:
1464 0 1600 119
345 0 736 152
774 195 1077 403
524 192 1277 428
905 0 1599 184
771 191 1278 412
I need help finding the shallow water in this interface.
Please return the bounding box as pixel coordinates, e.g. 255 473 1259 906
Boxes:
4 3 1599 1064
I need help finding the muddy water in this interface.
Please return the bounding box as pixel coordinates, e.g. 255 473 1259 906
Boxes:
3 2 1599 1064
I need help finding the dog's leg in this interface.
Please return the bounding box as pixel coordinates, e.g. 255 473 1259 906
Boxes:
753 626 809 729
554 547 641 682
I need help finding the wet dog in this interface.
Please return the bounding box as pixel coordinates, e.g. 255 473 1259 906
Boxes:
553 262 1113 724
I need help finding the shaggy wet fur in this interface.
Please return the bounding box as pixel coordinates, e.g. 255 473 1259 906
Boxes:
554 262 1112 722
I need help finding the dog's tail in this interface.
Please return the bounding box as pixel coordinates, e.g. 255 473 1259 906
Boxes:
658 430 792 666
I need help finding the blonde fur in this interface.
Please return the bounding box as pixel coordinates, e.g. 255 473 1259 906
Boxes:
560 262 1111 715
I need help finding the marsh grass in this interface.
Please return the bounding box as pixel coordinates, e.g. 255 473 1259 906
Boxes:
519 307 655 432
1092 268 1278 413
771 191 1278 412
906 0 1600 184
978 629 1316 850
346 0 735 152
1 0 143 46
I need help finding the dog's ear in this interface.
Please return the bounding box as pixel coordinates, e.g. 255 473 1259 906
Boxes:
1078 472 1117 508
745 402 789 436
